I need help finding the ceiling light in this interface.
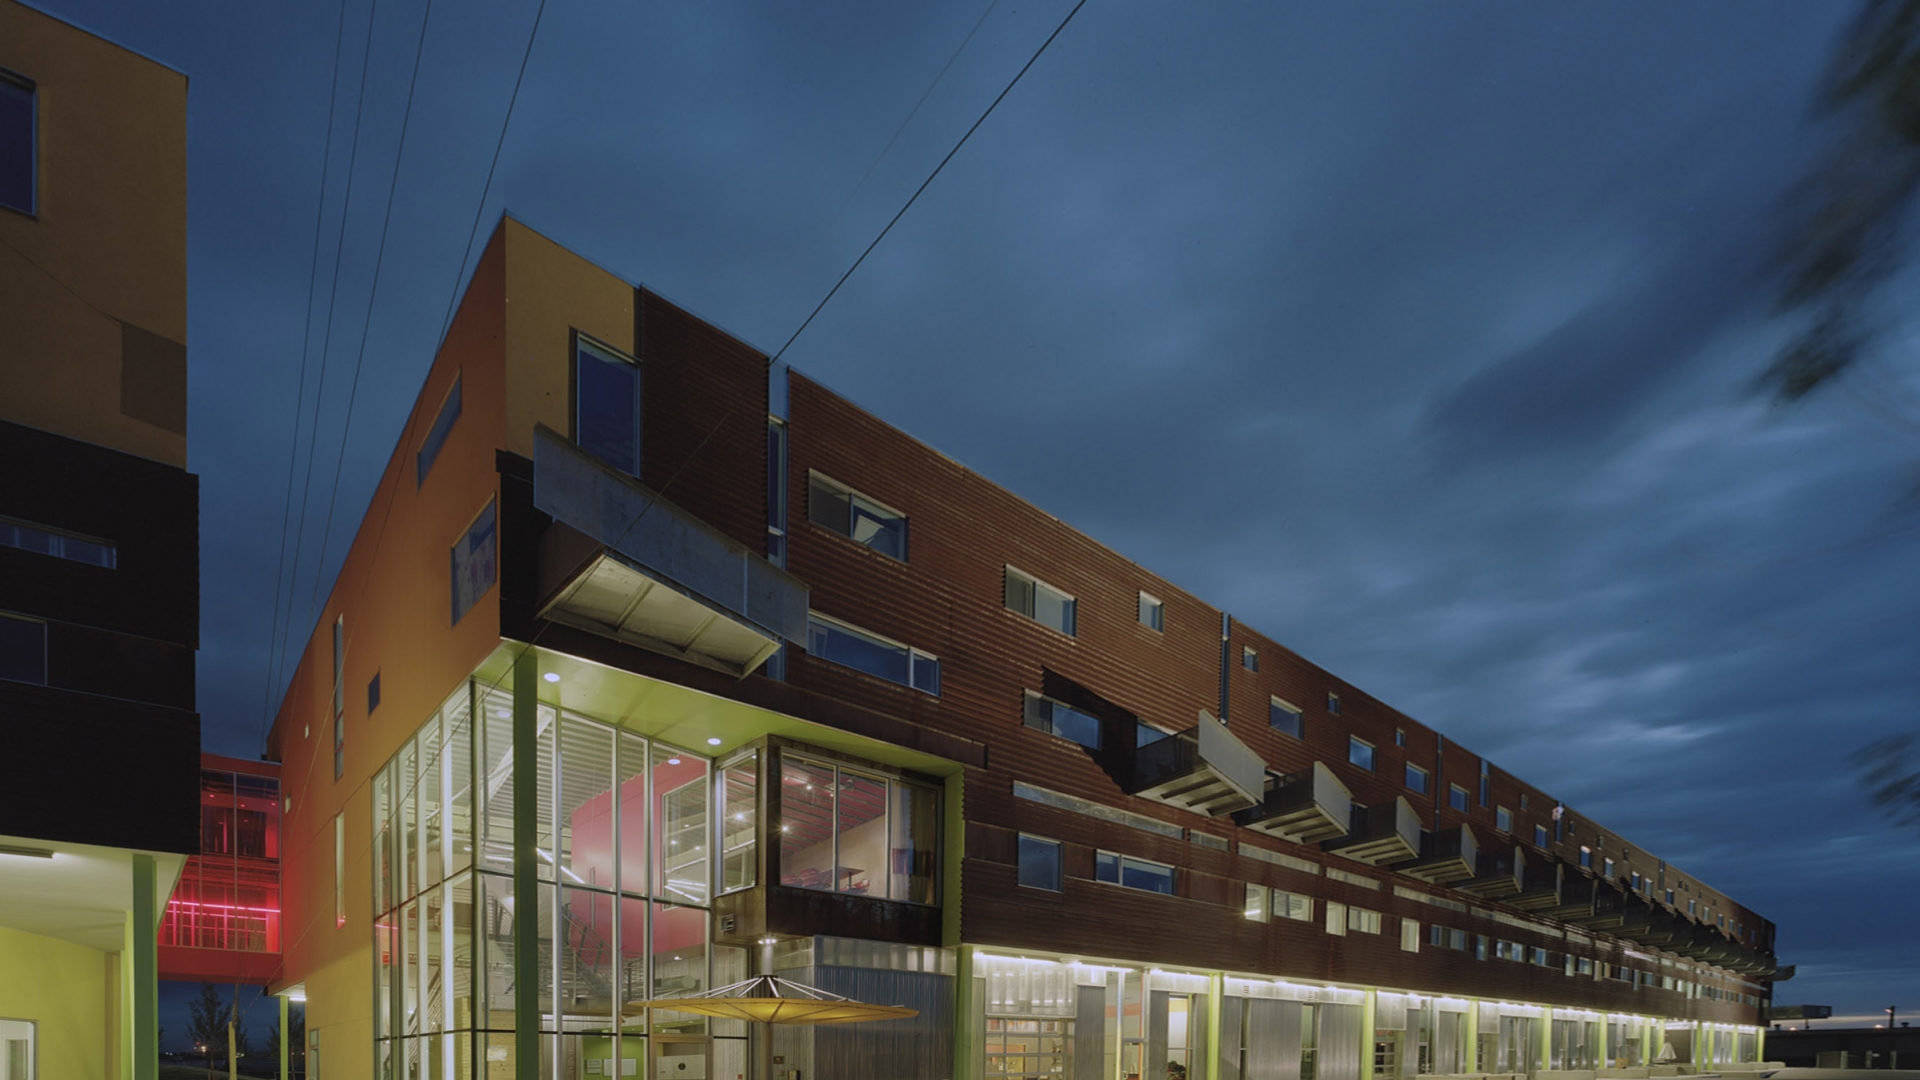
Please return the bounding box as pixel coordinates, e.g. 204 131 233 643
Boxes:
706 737 722 746
668 757 682 765
542 672 560 683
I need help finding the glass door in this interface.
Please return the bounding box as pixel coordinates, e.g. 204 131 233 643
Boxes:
652 1036 710 1080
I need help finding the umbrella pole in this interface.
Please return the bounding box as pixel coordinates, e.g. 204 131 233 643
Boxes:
756 939 777 1080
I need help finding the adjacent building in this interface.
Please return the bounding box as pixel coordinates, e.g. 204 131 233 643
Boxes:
264 217 1780 1080
0 2 199 1077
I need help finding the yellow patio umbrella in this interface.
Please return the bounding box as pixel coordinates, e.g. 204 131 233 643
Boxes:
626 974 918 1025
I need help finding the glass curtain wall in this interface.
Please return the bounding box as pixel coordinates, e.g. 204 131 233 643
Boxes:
371 679 722 1079
776 752 938 903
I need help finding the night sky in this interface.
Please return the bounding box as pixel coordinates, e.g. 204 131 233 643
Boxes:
32 0 1918 1043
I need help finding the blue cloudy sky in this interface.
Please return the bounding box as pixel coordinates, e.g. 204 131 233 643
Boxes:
36 0 1920 1041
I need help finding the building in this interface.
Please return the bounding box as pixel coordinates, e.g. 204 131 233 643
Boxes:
0 2 199 1078
157 753 284 987
264 217 1781 1080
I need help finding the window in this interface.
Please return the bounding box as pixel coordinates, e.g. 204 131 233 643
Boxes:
1401 918 1420 952
415 374 462 486
1479 760 1491 806
1347 907 1382 934
1689 899 1697 917
1095 851 1174 895
808 472 908 560
1 69 34 214
778 755 939 903
1245 882 1270 922
1348 737 1374 770
1405 763 1429 794
1326 900 1348 936
1018 835 1063 891
1604 858 1616 878
719 753 758 892
1326 692 1341 714
1531 947 1553 967
1534 824 1549 848
0 613 47 685
1273 889 1313 921
1394 728 1406 747
1136 722 1173 748
1580 846 1592 870
1242 646 1258 671
1004 566 1075 635
450 498 497 625
1495 940 1523 962
766 418 789 567
806 614 939 694
1269 698 1304 739
1496 806 1513 833
367 672 381 714
1428 925 1470 951
331 615 345 781
0 1017 36 1080
1138 592 1164 631
333 813 345 928
1475 934 1489 961
1024 692 1102 750
1448 784 1468 812
575 337 641 475
0 516 116 567
1520 793 1529 810
1635 872 1646 893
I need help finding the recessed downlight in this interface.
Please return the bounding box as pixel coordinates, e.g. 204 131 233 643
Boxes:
706 737 723 746
542 672 560 683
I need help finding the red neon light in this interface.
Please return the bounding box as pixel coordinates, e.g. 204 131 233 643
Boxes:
166 901 282 915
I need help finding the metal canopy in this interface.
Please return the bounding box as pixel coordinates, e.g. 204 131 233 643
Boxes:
1235 761 1353 844
630 975 919 1026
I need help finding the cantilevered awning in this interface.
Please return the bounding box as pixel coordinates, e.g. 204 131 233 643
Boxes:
1396 823 1480 884
1128 710 1265 816
1234 762 1352 844
533 426 808 678
1457 845 1526 899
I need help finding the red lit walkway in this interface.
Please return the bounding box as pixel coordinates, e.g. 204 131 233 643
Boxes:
158 753 282 985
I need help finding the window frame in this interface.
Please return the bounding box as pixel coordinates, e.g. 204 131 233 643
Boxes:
1348 736 1374 771
450 497 498 626
572 333 642 476
1017 834 1063 892
1534 824 1550 849
1326 692 1341 715
1137 591 1164 632
777 752 942 906
1003 566 1076 636
415 372 462 487
1242 646 1258 672
1448 784 1469 812
805 612 940 695
1404 762 1430 795
0 611 48 686
1269 697 1304 739
0 514 117 568
0 67 35 216
1093 850 1175 895
806 470 909 561
1496 805 1513 833
1024 691 1102 750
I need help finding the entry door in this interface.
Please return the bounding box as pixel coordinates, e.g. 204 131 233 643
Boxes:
653 1037 710 1080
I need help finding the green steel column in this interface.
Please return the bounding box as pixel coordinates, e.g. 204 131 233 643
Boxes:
1755 1024 1765 1064
1540 1007 1553 1073
513 650 541 1080
1464 1001 1479 1073
1206 973 1224 1080
954 946 979 1080
943 772 965 947
280 994 290 1080
1360 990 1376 1080
131 854 157 1080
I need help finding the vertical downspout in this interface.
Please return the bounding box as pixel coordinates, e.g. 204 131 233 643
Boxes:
1218 614 1232 726
513 650 541 1080
1434 735 1445 835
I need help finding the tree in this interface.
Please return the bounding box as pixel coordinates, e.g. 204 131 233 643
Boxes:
1762 0 1920 404
266 1002 306 1078
185 983 253 1072
1853 732 1920 828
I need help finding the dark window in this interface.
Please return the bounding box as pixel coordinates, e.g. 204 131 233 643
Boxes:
1327 692 1341 714
0 515 116 567
367 671 381 714
416 374 462 486
332 615 345 780
451 498 497 625
1405 764 1429 794
1096 852 1174 895
0 70 34 215
1004 567 1075 635
807 473 907 560
575 337 640 474
1137 592 1163 631
805 614 938 695
1534 824 1549 848
1449 784 1468 812
1017 835 1062 891
1394 728 1406 747
0 613 47 684
1269 698 1304 739
1242 646 1258 672
1348 737 1374 771
1479 759 1491 806
1024 692 1101 749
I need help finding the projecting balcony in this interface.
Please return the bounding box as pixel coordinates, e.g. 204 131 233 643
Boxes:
1233 762 1353 844
1569 880 1630 929
1324 797 1421 866
1620 905 1689 948
1395 823 1480 884
532 425 807 677
1128 711 1265 817
1507 856 1565 912
1457 845 1526 899
1540 867 1597 921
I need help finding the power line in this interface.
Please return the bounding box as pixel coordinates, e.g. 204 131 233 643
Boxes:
772 0 1090 364
823 0 1004 238
259 0 352 757
273 0 386 707
302 0 442 631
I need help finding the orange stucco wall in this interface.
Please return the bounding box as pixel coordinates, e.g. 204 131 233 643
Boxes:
0 0 188 467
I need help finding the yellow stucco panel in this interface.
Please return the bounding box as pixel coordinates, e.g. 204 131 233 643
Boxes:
0 922 110 1080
